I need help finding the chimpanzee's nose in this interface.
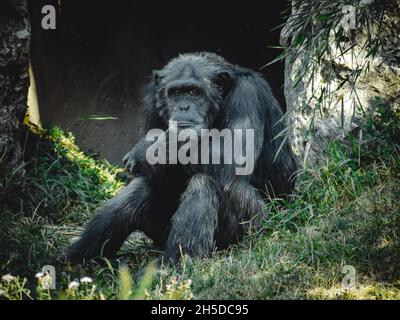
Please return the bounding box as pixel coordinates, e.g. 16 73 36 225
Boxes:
179 105 190 111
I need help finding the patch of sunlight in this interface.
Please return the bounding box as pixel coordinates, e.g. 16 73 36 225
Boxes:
377 237 392 249
49 127 124 194
307 283 400 300
27 62 41 128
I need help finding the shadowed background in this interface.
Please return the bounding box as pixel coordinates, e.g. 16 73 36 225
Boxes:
29 0 288 164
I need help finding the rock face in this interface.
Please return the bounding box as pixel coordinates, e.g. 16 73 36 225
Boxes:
281 0 400 164
0 0 31 171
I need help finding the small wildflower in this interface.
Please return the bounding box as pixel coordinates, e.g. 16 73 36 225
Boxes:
80 277 93 284
35 272 44 279
2 274 16 282
68 281 79 289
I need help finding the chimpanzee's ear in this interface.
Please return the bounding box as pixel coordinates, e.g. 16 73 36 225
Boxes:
152 70 163 86
214 71 233 95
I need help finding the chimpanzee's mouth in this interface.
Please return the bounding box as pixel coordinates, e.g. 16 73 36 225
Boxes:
176 121 196 128
170 120 203 130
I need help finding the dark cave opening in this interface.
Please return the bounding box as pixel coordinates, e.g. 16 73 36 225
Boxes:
29 1 289 164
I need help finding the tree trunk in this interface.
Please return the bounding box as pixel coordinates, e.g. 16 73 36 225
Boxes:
280 1 400 164
0 0 31 174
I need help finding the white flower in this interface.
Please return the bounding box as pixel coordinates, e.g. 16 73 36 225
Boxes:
35 272 44 279
2 274 16 282
80 277 93 284
68 281 80 289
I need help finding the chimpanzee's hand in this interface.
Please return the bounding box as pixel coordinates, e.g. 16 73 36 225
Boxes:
123 132 172 175
122 136 163 174
122 149 139 173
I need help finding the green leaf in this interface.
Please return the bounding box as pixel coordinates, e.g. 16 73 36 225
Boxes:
79 115 118 121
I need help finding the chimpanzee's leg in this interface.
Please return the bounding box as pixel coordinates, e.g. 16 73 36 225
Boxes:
164 173 219 262
64 176 173 263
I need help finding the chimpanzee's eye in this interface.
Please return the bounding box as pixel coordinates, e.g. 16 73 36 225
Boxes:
189 88 200 96
169 88 180 96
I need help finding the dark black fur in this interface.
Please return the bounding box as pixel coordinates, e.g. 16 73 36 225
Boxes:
64 53 297 263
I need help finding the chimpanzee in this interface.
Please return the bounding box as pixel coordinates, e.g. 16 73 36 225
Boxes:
64 52 297 263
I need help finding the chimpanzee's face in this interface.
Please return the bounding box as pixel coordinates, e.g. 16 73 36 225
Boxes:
165 80 213 131
154 56 232 133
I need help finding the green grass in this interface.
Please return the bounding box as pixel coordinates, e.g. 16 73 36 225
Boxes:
0 102 399 300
